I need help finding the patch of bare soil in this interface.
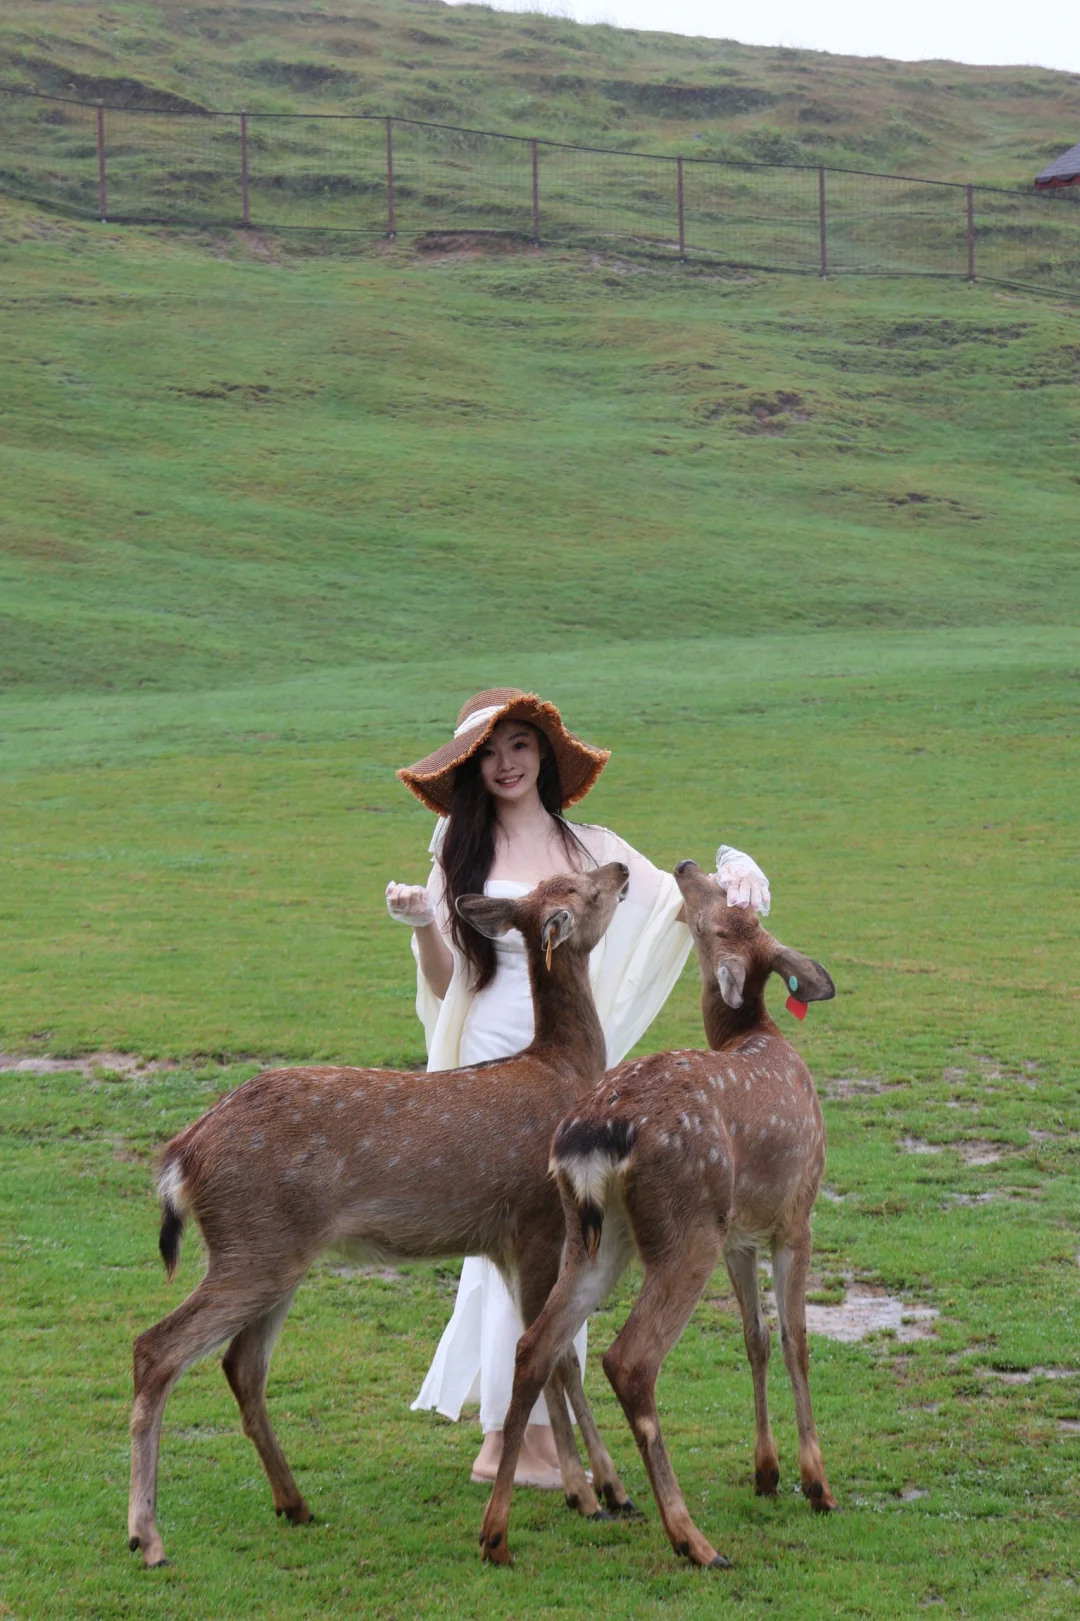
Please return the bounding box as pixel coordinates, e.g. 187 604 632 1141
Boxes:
587 251 652 276
326 1264 403 1282
414 231 540 260
0 1051 179 1079
944 1057 1039 1089
235 229 282 264
957 1140 1006 1165
979 1366 1078 1385
746 390 811 431
820 1076 905 1100
900 1136 1010 1164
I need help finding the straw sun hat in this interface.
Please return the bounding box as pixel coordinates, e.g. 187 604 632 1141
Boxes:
397 688 610 816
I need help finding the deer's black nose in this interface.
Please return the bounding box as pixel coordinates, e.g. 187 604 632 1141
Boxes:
675 859 700 876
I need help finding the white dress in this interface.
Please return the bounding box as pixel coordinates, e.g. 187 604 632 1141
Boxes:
410 821 692 1434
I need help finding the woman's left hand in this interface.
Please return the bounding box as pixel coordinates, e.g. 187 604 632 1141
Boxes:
716 846 771 916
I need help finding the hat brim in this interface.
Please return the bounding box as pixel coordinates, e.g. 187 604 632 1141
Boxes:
397 695 609 816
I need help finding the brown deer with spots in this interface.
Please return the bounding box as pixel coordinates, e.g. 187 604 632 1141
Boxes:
128 863 637 1569
478 858 837 1569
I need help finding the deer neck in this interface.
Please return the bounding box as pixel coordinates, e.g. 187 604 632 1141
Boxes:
526 944 607 1080
701 975 779 1051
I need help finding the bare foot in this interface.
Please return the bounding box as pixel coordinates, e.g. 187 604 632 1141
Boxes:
471 1426 566 1490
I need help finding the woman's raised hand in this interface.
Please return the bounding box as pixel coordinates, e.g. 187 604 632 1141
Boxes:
385 881 436 929
715 846 771 916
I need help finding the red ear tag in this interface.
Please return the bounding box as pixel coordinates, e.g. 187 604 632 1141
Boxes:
786 994 808 1021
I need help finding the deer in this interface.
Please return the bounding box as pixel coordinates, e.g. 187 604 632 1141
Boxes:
477 857 837 1570
128 862 639 1569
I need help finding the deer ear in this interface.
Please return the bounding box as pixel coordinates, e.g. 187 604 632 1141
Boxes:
772 946 836 1003
717 959 747 1009
455 894 518 939
540 907 575 955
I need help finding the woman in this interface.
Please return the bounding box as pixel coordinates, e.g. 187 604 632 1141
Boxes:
386 687 770 1489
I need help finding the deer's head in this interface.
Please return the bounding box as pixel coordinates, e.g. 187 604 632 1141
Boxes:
674 859 834 1021
457 861 630 966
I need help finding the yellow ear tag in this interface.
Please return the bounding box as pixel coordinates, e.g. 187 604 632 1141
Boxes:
545 937 553 972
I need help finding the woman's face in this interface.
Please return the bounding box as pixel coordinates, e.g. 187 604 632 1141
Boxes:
478 720 543 805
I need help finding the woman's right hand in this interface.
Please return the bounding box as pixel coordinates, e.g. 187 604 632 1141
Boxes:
385 881 436 929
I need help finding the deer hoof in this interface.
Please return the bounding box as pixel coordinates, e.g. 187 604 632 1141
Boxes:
805 1481 838 1512
587 1508 613 1522
755 1467 780 1496
605 1496 644 1518
280 1501 314 1525
147 1558 171 1570
709 1553 733 1570
480 1532 511 1566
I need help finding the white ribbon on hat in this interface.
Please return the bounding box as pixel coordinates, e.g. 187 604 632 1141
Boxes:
452 703 505 738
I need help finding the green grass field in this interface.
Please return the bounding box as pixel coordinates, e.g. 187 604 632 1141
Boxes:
3 0 1080 181
4 0 1080 288
1 39 1079 1613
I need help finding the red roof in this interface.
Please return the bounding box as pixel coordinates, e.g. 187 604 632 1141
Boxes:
1036 140 1080 187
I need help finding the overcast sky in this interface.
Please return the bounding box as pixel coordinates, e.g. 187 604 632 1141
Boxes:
447 2 1080 76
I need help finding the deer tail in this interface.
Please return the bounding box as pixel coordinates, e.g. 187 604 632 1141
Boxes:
156 1154 189 1280
551 1115 637 1261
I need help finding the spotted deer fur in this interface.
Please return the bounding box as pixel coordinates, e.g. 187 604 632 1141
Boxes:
128 863 636 1569
477 858 837 1569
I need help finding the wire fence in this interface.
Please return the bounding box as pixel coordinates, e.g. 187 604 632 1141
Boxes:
2 85 1078 293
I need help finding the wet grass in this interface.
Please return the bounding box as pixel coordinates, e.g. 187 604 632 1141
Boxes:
2 1043 1079 1617
0 201 1078 1617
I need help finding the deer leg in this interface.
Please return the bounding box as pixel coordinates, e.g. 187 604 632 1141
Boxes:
558 1339 638 1515
478 1229 621 1564
221 1287 311 1525
725 1243 779 1497
544 1356 602 1517
772 1232 836 1511
129 1273 267 1568
603 1229 729 1569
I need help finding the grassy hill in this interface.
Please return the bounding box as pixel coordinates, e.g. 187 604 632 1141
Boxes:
1 0 1079 183
1 11 1079 1620
1 202 1077 1066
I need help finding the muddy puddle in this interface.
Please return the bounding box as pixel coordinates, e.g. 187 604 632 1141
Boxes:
801 1287 938 1344
758 1281 938 1344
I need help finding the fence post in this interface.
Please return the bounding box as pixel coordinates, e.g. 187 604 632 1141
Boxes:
818 166 827 277
676 156 686 260
966 183 975 282
531 137 540 245
240 110 250 226
96 102 107 222
385 115 396 238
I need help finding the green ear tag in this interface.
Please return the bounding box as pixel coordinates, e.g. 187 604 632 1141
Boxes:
788 975 799 992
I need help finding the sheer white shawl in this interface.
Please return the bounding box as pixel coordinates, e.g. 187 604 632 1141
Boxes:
411 819 691 1072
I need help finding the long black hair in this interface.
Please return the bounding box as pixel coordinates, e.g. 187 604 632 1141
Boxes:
441 725 592 991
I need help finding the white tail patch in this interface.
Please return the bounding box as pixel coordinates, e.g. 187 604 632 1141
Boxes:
553 1144 634 1209
158 1158 188 1214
